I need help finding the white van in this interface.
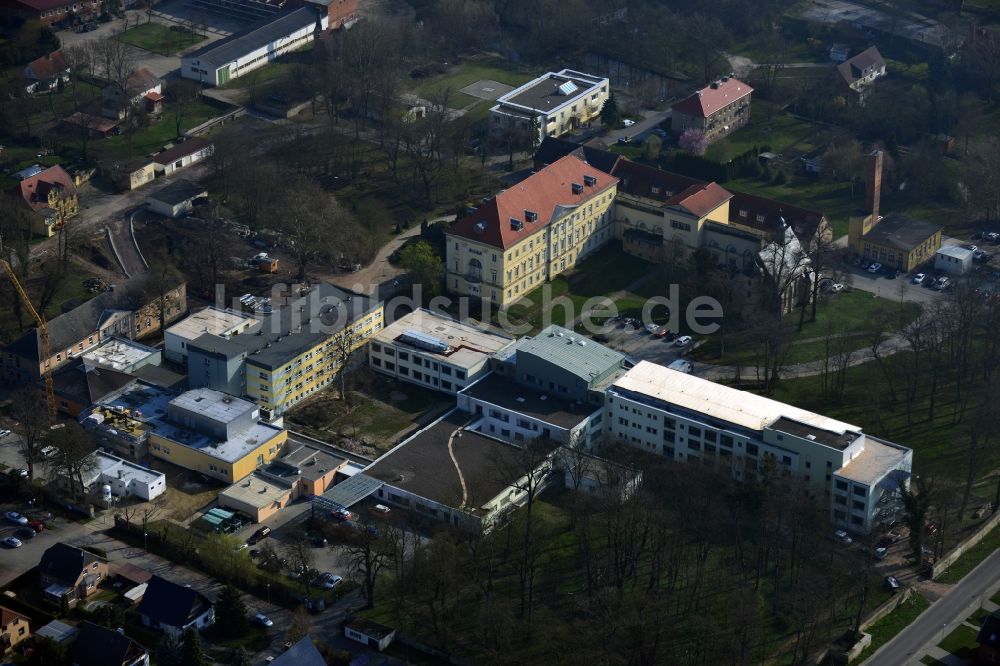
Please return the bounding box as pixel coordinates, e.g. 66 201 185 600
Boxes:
667 359 693 374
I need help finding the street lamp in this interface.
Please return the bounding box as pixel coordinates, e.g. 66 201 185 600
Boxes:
143 532 148 550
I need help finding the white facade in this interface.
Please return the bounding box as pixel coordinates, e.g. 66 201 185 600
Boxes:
368 309 514 395
181 9 327 87
490 69 609 142
154 144 214 176
164 307 256 363
85 451 166 501
605 361 911 533
934 245 973 275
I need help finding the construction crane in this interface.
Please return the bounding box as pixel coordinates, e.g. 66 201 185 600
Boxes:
2 260 56 425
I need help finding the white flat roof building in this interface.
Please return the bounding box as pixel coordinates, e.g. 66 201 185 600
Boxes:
934 244 974 276
164 307 257 363
80 337 161 373
369 309 514 395
606 361 912 533
490 69 609 142
84 450 166 501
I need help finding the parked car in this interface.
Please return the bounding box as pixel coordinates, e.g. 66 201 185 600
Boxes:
10 469 28 480
667 359 693 374
311 536 328 547
247 526 271 545
674 335 693 347
912 273 926 285
331 508 354 522
617 136 632 145
0 429 11 438
622 119 635 127
884 575 900 592
2 537 22 549
653 327 669 338
933 277 950 291
873 546 887 560
5 512 28 526
14 528 34 540
39 445 58 459
28 520 44 533
833 529 853 544
868 262 883 274
967 244 978 252
372 504 391 516
645 322 659 333
829 283 844 293
317 572 343 590
254 613 274 627
975 250 990 262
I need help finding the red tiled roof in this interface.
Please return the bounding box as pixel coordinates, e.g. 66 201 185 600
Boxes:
611 159 702 202
671 77 753 119
25 51 68 80
63 112 118 133
728 191 826 241
0 605 29 628
13 165 75 214
665 182 732 218
145 91 164 102
447 155 618 249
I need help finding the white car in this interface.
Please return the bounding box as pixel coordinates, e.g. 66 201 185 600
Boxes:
834 529 853 545
372 504 391 516
622 119 635 127
39 445 58 459
912 273 925 284
967 244 978 252
645 322 659 333
867 262 882 273
674 335 693 347
5 512 27 526
254 612 273 627
2 537 22 549
0 429 11 438
829 283 844 293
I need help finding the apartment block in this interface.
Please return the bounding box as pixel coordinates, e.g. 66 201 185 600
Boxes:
368 309 514 394
446 154 618 307
671 76 753 143
605 361 911 533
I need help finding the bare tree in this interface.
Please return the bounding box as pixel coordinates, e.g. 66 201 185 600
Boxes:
11 387 47 481
47 422 97 500
167 78 201 138
339 521 393 609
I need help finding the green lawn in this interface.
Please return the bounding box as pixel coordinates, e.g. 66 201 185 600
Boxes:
118 22 206 56
84 99 226 163
725 102 823 157
936 522 1000 584
503 244 655 333
413 61 533 106
938 624 980 660
691 289 920 365
855 593 931 662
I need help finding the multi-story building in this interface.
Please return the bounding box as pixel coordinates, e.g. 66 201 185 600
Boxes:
0 0 99 27
81 382 288 483
835 46 886 103
671 76 753 143
3 279 187 384
446 154 618 307
185 283 382 418
0 606 30 655
9 164 78 237
164 306 257 364
368 309 514 395
490 69 609 143
605 361 912 533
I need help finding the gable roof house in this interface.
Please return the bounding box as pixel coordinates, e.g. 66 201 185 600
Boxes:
24 51 70 94
136 575 214 636
102 68 163 120
0 606 30 654
38 543 109 607
835 46 886 103
2 278 188 384
68 621 148 666
9 164 78 237
151 138 214 176
671 76 753 143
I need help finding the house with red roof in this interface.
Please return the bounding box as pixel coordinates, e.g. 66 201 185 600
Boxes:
9 164 78 237
0 0 99 26
446 154 618 307
24 51 70 94
671 76 753 144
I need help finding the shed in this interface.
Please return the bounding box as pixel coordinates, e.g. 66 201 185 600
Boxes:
344 618 397 651
145 179 208 219
934 245 973 276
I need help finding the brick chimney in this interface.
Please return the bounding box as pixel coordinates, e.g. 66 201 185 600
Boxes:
866 149 883 223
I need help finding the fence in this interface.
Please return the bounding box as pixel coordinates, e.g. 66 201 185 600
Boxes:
931 509 1000 579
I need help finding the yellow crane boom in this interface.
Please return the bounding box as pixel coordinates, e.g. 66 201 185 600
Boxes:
1 260 56 425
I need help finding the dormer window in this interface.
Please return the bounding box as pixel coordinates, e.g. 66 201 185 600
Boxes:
756 214 766 223
571 183 583 195
739 209 748 218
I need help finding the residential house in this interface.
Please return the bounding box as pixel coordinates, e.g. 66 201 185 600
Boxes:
848 151 942 271
0 606 30 654
835 46 886 103
0 0 100 26
605 360 913 533
671 76 753 143
102 68 163 120
489 69 609 143
184 282 383 417
446 154 618 307
9 164 78 237
368 308 515 395
181 8 328 87
269 636 327 666
24 51 70 93
38 543 109 607
344 619 396 652
977 612 1000 665
63 112 120 139
151 138 214 176
144 179 208 218
2 278 187 384
68 621 149 666
934 245 974 276
136 576 214 636
81 383 288 482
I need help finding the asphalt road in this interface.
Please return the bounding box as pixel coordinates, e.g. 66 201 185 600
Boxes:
865 546 1000 666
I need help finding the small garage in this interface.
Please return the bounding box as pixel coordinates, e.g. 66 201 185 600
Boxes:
145 179 208 219
934 245 973 276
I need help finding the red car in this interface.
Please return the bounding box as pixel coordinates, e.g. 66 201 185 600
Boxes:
653 328 668 338
331 508 353 522
28 520 44 533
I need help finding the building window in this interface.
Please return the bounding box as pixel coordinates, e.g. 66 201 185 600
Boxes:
746 443 759 456
836 480 848 491
853 486 867 497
